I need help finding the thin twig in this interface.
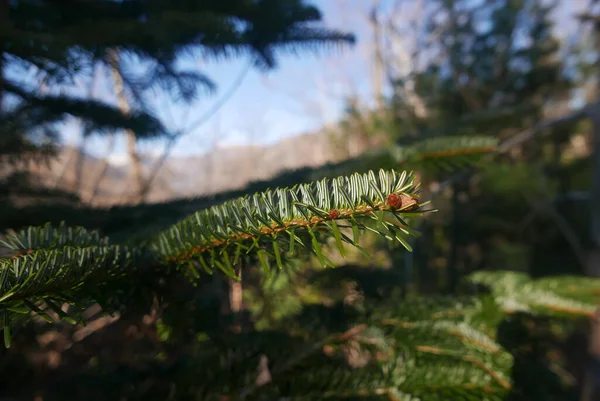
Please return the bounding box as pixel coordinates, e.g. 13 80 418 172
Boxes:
137 60 252 201
239 324 368 399
521 189 588 270
435 103 595 195
85 132 117 205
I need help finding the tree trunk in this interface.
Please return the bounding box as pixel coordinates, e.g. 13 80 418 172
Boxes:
369 0 384 110
447 182 463 293
229 268 243 333
108 50 144 204
591 105 600 270
0 0 8 113
72 138 86 194
583 105 600 279
86 133 116 205
125 130 144 203
582 296 600 401
582 103 600 401
72 66 100 196
581 10 600 397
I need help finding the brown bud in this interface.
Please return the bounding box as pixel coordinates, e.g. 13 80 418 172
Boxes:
328 209 340 219
386 193 403 209
386 193 419 211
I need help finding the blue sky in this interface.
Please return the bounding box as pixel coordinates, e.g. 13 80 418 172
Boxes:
63 0 586 162
67 0 381 162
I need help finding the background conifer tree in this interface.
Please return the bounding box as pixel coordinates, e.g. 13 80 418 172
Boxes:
0 0 354 156
0 1 598 400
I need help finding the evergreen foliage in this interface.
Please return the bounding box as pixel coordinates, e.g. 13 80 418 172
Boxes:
0 163 597 400
0 0 354 156
23 266 596 401
0 169 428 343
0 1 596 399
348 0 594 290
390 0 569 138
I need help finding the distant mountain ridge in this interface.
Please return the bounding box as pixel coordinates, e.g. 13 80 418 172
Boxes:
26 130 339 206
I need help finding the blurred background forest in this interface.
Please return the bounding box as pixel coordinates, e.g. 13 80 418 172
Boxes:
1 0 600 400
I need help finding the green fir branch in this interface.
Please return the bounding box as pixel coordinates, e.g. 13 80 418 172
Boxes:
468 271 600 317
0 169 428 346
0 221 110 252
150 169 427 279
391 135 499 172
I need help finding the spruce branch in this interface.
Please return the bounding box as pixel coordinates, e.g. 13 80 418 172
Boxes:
150 169 427 279
0 169 428 347
468 271 600 317
325 135 499 181
0 244 140 304
391 135 499 172
0 221 110 251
